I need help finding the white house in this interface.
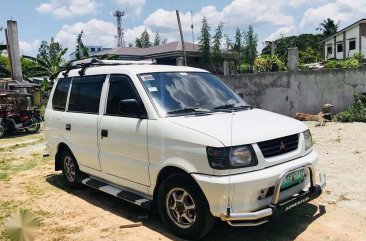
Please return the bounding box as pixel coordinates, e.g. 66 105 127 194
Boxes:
69 45 111 60
323 19 366 60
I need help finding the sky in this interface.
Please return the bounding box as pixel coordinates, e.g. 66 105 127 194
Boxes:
1 0 366 57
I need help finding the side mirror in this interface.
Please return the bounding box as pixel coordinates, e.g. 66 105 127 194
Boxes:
119 99 142 117
236 92 244 98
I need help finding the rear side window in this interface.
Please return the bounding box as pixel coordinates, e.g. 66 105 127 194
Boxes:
106 75 141 116
68 75 105 114
52 78 71 111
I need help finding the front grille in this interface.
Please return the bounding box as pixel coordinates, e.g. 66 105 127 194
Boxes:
257 134 299 158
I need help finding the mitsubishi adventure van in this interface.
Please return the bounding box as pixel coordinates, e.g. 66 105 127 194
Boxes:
45 59 326 239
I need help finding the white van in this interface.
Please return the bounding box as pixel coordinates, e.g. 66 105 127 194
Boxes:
45 59 325 239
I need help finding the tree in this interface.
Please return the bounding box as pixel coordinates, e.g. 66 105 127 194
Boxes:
162 38 168 44
0 54 10 78
299 47 322 64
75 30 89 60
135 38 143 48
128 43 133 47
135 28 152 48
198 17 211 60
316 18 340 37
212 22 224 68
243 25 258 67
153 32 161 46
231 28 243 70
261 34 324 63
22 47 68 82
37 40 49 59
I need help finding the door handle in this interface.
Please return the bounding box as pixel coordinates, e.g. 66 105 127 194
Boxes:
66 124 71 131
101 129 108 138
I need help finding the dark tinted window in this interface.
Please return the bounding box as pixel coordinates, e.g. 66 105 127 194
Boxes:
337 43 343 52
68 75 105 114
327 46 332 54
52 78 71 111
106 75 141 116
349 39 356 50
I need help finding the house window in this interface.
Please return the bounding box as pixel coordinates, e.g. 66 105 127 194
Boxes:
97 48 101 52
327 45 332 55
337 43 343 53
90 47 96 52
349 39 356 50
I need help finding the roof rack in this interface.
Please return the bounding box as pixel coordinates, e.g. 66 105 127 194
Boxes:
62 57 157 77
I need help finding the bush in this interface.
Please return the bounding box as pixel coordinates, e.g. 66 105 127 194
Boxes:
333 93 366 122
254 55 287 72
324 57 360 69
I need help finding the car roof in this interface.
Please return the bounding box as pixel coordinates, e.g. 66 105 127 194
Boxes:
58 64 210 79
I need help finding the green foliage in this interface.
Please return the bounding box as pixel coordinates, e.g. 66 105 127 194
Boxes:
153 32 161 46
212 22 224 69
324 57 360 69
75 30 89 60
199 17 211 60
254 55 287 72
299 47 322 64
135 28 152 48
353 51 364 61
316 18 340 37
243 25 258 67
0 54 10 78
261 34 324 63
334 93 366 122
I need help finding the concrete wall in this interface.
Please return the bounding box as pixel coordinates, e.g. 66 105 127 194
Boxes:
221 68 366 117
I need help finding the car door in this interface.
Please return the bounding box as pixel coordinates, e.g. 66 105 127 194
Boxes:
64 75 105 171
98 74 150 186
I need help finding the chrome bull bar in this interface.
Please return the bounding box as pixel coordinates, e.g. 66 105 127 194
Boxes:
221 162 326 227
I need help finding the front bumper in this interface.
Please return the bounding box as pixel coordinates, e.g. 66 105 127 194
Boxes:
220 162 326 226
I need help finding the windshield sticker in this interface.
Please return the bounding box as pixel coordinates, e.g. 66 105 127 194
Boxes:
148 87 158 92
141 74 155 81
179 72 188 76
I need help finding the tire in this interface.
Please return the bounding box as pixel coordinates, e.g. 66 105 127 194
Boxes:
25 118 41 133
158 173 215 239
0 122 5 138
60 149 82 189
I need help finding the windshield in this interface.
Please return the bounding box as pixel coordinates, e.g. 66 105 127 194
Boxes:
139 72 249 116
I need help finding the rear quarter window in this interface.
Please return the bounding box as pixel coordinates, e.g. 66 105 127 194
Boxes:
52 78 71 111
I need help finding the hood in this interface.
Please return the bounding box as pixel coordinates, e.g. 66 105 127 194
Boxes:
168 109 308 146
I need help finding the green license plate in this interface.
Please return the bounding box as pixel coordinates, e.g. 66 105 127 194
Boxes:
281 169 305 189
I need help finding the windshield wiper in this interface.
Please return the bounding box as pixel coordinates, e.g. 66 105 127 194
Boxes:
166 107 212 115
212 104 253 111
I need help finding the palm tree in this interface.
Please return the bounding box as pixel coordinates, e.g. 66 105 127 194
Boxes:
22 47 68 82
316 18 340 37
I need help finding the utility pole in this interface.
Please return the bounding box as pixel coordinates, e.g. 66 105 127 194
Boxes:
6 20 23 82
190 10 195 49
176 10 187 66
113 10 125 47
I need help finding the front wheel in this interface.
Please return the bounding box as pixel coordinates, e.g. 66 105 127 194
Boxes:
25 118 40 133
158 173 215 239
60 149 82 189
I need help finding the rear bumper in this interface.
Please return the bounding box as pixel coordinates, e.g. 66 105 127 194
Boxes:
220 163 326 226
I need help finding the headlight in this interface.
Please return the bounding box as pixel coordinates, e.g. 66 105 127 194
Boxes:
206 145 258 170
303 129 313 151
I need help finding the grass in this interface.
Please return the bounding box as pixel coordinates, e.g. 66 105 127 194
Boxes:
0 154 51 182
0 137 45 152
0 200 23 241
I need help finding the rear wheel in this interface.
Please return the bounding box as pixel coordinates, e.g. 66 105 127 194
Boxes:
60 149 82 189
158 173 215 239
25 118 40 133
0 123 5 138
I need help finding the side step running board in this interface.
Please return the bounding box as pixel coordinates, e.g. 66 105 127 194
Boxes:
80 177 152 209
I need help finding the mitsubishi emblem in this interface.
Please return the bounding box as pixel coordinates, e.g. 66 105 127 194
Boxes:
280 141 286 150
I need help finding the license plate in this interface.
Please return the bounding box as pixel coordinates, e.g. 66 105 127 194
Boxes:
281 169 305 189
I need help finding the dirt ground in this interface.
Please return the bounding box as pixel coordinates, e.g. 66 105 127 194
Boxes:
0 122 366 241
